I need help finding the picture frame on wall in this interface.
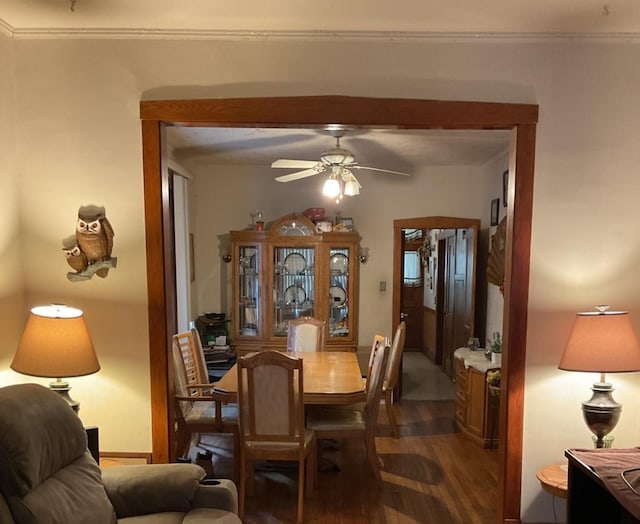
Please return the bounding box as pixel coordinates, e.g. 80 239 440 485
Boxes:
502 169 508 207
491 198 500 226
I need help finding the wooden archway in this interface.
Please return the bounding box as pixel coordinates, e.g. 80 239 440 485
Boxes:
140 95 537 523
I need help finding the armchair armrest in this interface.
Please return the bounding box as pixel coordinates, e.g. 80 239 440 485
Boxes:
102 463 236 517
192 479 239 514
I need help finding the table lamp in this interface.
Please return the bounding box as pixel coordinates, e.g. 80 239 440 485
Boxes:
558 306 640 448
11 304 100 413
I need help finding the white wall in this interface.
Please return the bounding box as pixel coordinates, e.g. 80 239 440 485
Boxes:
0 34 25 380
3 35 640 522
191 162 492 343
483 153 508 344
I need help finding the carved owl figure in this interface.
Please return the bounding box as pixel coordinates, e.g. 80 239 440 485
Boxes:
62 235 88 273
75 205 115 278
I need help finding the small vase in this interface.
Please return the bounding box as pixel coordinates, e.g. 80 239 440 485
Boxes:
491 352 502 366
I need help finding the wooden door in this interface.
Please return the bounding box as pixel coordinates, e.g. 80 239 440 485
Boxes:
400 232 424 350
440 227 477 380
401 285 423 348
441 233 456 379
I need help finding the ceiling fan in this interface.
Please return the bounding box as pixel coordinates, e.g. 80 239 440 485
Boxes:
271 129 411 199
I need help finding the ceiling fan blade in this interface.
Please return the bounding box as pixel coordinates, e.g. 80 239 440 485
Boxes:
271 159 319 169
275 168 322 183
351 165 411 177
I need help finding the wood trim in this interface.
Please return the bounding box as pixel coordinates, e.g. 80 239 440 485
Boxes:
140 96 538 128
497 123 536 523
141 120 177 464
99 451 152 464
139 95 538 523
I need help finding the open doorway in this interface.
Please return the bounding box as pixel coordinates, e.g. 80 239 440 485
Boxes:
393 218 480 389
140 95 537 522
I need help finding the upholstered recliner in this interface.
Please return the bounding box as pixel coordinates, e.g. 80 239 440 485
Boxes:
0 383 242 524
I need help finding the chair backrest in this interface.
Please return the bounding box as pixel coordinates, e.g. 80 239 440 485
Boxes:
366 334 387 387
364 343 391 424
174 329 209 388
385 321 407 390
286 317 326 352
237 351 305 446
172 329 211 419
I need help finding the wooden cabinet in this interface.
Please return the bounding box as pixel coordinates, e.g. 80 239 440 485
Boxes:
230 212 360 354
454 356 499 448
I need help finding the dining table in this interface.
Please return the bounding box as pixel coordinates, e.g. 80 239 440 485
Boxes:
213 350 366 405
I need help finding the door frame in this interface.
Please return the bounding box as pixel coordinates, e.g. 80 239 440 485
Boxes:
140 95 537 523
394 218 480 378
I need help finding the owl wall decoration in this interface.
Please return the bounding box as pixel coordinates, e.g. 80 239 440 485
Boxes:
62 205 117 281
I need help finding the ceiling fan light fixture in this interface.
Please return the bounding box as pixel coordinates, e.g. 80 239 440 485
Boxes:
322 147 354 166
344 179 360 196
322 177 341 198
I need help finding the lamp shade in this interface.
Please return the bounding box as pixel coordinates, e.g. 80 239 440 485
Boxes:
558 310 640 373
11 305 100 378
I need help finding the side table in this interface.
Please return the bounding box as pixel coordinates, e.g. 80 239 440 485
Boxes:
536 462 568 499
85 426 99 463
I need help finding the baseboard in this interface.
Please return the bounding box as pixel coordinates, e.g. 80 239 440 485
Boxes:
99 451 152 465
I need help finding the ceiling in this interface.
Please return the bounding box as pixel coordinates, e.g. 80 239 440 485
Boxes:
3 1 634 171
166 127 511 172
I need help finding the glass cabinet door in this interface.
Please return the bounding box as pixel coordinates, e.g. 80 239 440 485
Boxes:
272 246 315 337
237 245 260 338
328 247 350 338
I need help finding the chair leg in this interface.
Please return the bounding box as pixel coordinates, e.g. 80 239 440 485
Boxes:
297 457 305 524
246 458 255 496
385 389 399 438
233 431 241 484
305 440 315 498
239 451 246 519
176 428 192 459
364 431 382 481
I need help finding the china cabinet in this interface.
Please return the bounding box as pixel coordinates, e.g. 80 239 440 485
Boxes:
230 212 361 354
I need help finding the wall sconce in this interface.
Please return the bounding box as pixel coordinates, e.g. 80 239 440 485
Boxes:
222 254 232 263
558 305 640 448
359 247 370 264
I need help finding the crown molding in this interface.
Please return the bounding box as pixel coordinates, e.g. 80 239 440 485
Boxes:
0 18 14 38
2 22 640 43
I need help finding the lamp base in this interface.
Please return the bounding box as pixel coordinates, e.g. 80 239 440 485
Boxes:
582 382 621 449
49 379 80 413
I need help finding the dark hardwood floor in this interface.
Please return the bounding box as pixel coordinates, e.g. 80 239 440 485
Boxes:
195 398 498 523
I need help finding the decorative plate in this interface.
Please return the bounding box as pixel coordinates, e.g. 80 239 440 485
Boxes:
329 253 349 274
284 285 306 305
329 285 347 307
284 252 307 274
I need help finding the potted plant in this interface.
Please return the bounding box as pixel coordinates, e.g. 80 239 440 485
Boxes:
486 369 501 397
488 332 502 365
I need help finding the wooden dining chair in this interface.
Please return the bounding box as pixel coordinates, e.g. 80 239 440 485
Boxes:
286 316 326 352
172 329 239 478
306 343 390 481
383 321 406 438
236 350 316 523
365 333 387 386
